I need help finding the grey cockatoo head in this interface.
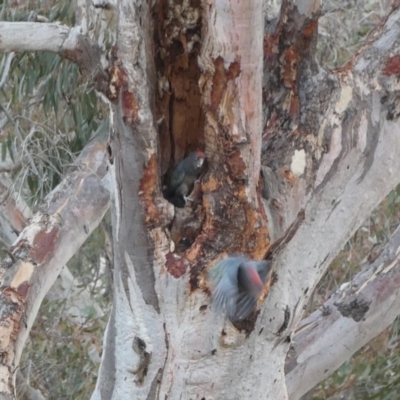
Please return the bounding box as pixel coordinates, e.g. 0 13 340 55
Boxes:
209 256 272 322
182 150 205 174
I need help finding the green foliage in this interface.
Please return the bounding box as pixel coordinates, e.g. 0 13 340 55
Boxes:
317 0 391 69
22 298 107 400
68 216 113 297
0 0 106 207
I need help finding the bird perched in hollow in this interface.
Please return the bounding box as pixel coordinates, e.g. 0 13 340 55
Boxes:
164 150 206 208
209 256 272 322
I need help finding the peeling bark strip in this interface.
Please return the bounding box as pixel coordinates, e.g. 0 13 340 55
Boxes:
0 140 109 397
276 305 291 336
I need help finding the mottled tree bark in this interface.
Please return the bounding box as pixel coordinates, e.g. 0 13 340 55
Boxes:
94 1 400 399
2 0 400 399
0 139 109 398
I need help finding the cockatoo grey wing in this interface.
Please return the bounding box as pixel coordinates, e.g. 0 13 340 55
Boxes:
208 257 245 286
209 257 245 319
213 275 238 319
168 162 186 193
235 292 258 321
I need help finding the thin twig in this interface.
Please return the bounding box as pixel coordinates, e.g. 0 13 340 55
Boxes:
0 53 15 91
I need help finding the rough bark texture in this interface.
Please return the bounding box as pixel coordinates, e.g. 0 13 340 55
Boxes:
2 0 400 399
0 139 110 397
94 1 400 399
92 2 169 398
262 2 400 398
93 0 274 398
0 173 104 327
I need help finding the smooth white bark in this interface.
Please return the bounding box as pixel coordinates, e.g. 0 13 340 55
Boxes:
0 22 80 53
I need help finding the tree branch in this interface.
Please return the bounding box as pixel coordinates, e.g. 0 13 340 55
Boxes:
286 224 400 398
0 170 105 327
0 174 30 246
0 52 15 90
0 22 104 81
0 22 76 53
0 138 110 397
259 1 400 397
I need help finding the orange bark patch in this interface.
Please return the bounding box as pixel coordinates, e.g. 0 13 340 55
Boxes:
10 261 34 290
139 154 160 224
108 65 128 101
31 226 60 264
165 253 188 278
253 189 270 260
227 150 246 180
16 282 29 299
210 57 241 112
210 57 228 111
185 239 203 262
201 176 220 193
122 90 139 124
283 48 298 88
303 19 318 39
108 58 138 123
264 33 279 63
281 168 297 184
383 55 400 76
227 61 241 80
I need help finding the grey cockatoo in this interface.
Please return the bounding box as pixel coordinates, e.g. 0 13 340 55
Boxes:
209 256 272 321
164 150 206 208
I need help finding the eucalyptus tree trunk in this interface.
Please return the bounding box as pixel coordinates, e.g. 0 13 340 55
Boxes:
1 0 400 399
93 1 400 399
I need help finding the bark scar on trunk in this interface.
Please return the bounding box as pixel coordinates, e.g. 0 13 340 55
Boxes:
335 296 371 322
276 305 291 336
131 336 151 385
